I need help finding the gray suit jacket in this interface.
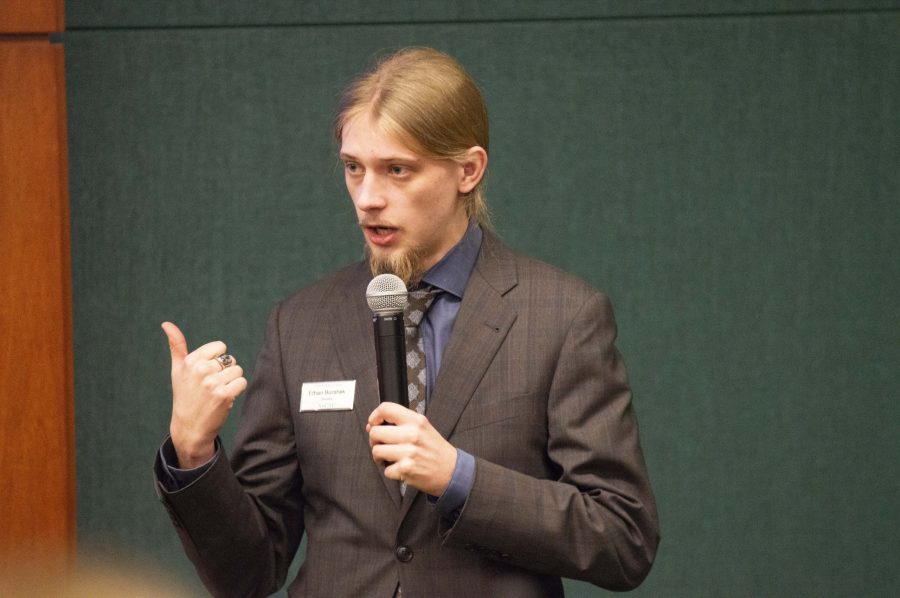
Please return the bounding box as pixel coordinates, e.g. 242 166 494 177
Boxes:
154 233 659 597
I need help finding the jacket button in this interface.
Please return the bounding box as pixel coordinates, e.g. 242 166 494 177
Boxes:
395 545 413 562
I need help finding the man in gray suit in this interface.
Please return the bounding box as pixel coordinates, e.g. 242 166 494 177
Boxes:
155 47 659 597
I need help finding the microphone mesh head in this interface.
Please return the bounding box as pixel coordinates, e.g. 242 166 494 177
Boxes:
365 274 408 315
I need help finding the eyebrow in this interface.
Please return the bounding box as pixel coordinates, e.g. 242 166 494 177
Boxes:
339 152 421 164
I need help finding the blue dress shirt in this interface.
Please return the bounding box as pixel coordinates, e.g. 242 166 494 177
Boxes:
418 222 482 521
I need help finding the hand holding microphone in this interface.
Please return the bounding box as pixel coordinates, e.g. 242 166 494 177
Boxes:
364 274 457 495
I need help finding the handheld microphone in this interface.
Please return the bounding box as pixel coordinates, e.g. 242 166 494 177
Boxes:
365 274 409 408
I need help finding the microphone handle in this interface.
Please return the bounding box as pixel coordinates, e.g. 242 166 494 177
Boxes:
373 314 408 408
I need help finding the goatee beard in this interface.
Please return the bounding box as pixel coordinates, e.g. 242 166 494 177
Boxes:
365 243 427 288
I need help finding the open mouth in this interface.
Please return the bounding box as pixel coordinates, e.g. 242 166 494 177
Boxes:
363 225 398 246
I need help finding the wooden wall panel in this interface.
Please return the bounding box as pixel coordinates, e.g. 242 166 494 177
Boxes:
0 38 74 567
0 0 63 34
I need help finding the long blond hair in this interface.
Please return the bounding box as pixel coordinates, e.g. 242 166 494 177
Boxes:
334 47 491 227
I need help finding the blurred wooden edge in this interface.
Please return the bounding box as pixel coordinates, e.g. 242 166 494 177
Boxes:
0 0 64 34
0 0 74 568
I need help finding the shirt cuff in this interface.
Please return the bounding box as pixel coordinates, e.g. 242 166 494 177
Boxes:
430 449 475 522
158 436 219 491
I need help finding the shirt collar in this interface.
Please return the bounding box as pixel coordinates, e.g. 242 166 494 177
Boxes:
421 220 482 299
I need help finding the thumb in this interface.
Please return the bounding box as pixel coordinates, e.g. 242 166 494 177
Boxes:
161 321 189 365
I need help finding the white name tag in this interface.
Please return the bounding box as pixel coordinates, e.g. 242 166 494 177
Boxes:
299 380 356 412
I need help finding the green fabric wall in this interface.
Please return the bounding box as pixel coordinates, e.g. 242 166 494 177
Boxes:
66 2 899 596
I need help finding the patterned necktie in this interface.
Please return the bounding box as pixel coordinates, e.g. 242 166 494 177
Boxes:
404 286 440 415
399 286 439 500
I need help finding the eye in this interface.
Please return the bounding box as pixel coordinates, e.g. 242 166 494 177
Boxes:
389 165 408 176
344 161 362 175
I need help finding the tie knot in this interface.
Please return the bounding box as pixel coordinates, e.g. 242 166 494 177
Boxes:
405 287 440 327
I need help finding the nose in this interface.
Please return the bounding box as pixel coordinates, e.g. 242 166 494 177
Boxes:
353 172 387 212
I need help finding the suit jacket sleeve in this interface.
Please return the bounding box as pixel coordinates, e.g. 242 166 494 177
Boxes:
438 290 660 590
153 303 304 597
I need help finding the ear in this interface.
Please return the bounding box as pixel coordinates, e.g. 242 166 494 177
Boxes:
457 146 488 194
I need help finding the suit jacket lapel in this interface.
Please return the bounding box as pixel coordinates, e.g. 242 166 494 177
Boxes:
400 233 518 514
329 263 404 508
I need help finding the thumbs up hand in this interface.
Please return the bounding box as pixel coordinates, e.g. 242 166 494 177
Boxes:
162 321 247 468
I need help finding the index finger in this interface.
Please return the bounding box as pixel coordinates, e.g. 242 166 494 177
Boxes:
192 340 228 361
367 401 415 427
